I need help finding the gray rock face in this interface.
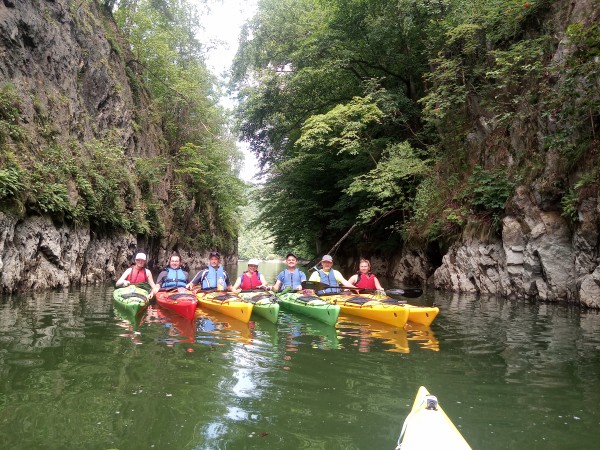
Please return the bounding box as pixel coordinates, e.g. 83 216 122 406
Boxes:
0 2 235 293
0 212 136 292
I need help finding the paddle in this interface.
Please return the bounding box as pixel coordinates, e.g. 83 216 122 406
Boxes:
301 281 423 299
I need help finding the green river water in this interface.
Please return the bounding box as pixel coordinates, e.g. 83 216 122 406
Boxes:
1 261 599 449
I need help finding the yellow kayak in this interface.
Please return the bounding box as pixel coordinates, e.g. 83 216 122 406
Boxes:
397 386 471 449
405 305 439 327
322 293 409 327
355 293 439 326
195 291 253 323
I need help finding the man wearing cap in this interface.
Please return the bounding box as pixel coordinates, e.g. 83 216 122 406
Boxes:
308 254 356 295
232 259 269 292
115 252 157 298
273 253 307 291
187 251 232 291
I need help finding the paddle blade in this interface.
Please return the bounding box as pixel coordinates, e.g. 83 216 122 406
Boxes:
385 288 423 298
301 280 330 291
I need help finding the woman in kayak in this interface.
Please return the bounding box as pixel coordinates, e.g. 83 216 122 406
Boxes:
347 259 384 291
308 254 357 295
232 258 269 292
272 252 307 291
151 253 189 296
115 252 157 298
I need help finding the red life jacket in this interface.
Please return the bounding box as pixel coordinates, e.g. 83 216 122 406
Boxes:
240 271 261 290
355 272 376 289
126 267 148 284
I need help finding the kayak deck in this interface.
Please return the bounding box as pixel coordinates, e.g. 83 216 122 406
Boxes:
237 291 280 323
155 288 198 321
397 386 471 449
276 291 340 326
321 293 409 327
356 293 439 326
196 291 253 323
113 285 149 319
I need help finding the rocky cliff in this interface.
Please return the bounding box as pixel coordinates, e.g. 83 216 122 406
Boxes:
386 0 600 308
0 1 235 293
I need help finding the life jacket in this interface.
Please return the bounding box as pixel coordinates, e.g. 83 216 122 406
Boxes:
355 272 376 289
317 269 340 295
161 267 187 289
279 269 303 289
239 271 262 290
201 266 225 290
126 266 148 284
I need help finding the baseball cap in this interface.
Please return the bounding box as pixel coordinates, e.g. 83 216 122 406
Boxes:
135 253 147 260
286 252 298 259
209 251 221 258
321 254 333 263
248 258 260 266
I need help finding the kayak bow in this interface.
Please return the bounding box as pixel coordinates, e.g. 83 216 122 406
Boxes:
397 386 471 449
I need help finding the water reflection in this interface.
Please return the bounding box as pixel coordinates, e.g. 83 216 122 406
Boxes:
2 286 600 449
337 316 410 353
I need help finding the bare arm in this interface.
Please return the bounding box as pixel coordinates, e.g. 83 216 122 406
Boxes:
259 274 269 289
336 271 357 289
232 275 242 293
115 268 132 287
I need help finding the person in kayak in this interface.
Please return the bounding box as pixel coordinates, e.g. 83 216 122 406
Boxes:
115 252 157 299
232 258 269 292
187 251 232 291
272 252 307 291
308 254 357 295
347 259 384 291
151 254 189 296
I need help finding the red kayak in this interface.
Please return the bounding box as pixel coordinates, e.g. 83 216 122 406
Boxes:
155 288 198 320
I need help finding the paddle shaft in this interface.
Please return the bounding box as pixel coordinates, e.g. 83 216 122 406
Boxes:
301 281 422 298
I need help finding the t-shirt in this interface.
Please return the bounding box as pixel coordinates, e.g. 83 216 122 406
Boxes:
276 269 307 289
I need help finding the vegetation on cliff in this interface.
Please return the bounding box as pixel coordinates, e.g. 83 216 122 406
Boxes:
0 0 244 253
232 0 599 259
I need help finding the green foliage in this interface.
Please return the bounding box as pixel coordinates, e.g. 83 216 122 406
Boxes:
233 0 444 253
411 177 441 223
0 83 26 147
561 174 596 223
0 165 24 201
237 188 280 260
461 166 515 217
485 37 551 124
345 142 428 223
114 0 245 249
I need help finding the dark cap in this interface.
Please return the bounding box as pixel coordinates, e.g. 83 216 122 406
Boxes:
286 252 298 259
209 251 221 258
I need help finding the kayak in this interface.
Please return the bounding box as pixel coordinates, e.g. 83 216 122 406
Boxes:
320 293 409 327
196 290 253 323
113 285 149 322
276 291 340 326
237 291 280 323
155 288 198 321
356 292 439 327
397 386 471 449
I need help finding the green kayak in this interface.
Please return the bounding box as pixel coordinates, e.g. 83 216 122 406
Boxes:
113 285 149 323
276 291 340 326
237 291 280 323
